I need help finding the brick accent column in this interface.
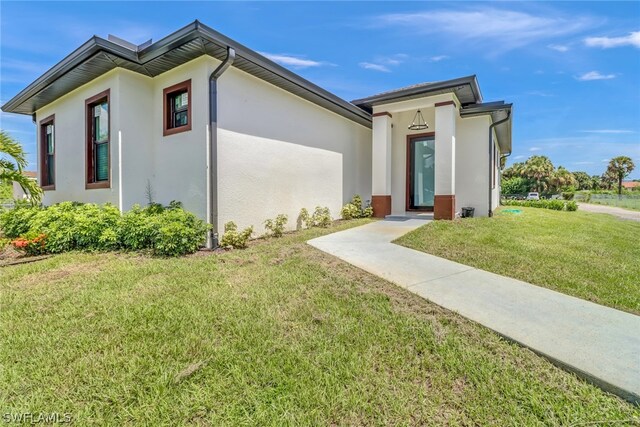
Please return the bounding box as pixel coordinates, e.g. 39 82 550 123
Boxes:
372 112 392 218
434 102 456 220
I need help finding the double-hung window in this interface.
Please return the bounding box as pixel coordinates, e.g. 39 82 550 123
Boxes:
163 79 191 136
85 89 110 188
40 115 55 190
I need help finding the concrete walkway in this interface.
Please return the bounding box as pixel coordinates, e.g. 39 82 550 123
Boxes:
578 203 640 222
308 219 640 403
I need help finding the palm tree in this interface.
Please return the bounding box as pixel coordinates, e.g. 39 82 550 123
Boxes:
520 156 555 193
606 156 635 195
548 166 577 193
0 130 42 204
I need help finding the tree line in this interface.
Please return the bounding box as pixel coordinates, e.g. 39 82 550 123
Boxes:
502 155 636 196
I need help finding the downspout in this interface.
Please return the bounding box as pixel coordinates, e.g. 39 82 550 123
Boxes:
207 46 236 249
488 111 511 217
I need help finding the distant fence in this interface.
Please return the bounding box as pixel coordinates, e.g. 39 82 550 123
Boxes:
575 193 640 210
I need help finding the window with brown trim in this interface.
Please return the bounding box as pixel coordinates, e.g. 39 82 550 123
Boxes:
163 79 192 136
39 114 55 190
85 89 110 189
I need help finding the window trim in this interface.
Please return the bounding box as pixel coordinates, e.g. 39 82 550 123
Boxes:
163 79 192 137
39 114 56 191
85 89 111 189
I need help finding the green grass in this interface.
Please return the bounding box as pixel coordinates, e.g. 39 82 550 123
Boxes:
397 207 640 314
588 195 640 211
2 219 638 425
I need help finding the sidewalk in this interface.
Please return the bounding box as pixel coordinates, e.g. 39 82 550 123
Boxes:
578 203 640 222
308 219 640 403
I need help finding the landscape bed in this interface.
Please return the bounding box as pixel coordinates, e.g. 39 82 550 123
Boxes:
1 219 638 425
396 207 640 314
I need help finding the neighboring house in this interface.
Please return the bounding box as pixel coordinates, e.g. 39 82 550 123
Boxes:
12 171 37 200
1 21 512 247
622 181 640 190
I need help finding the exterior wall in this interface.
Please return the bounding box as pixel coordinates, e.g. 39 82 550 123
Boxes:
32 55 371 234
36 70 121 206
149 56 210 220
455 115 492 217
216 60 372 234
117 70 153 211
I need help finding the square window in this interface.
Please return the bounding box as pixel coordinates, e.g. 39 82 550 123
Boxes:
163 79 192 136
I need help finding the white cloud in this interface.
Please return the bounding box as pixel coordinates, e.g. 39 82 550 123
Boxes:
576 71 616 81
584 31 640 49
580 130 634 134
514 155 526 160
548 44 569 52
429 55 449 62
572 161 594 165
526 90 555 97
260 52 327 69
373 7 596 52
529 147 542 152
359 62 391 72
358 54 407 72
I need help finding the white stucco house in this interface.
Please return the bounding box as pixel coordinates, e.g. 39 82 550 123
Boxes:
1 21 512 247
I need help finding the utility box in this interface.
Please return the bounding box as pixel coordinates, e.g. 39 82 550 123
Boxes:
461 207 475 218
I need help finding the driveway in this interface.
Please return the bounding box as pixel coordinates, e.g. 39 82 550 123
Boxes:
308 219 640 403
578 203 640 222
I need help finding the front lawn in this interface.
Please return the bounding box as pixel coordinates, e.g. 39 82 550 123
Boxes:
2 219 638 425
396 207 640 314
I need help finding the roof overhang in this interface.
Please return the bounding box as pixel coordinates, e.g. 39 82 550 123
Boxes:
460 101 513 155
1 21 372 128
351 75 482 112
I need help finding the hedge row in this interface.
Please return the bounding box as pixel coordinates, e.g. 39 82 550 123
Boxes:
0 201 209 257
502 199 578 211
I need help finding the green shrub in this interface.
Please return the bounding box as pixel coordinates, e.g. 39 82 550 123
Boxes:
565 201 578 211
119 205 158 251
0 201 209 256
264 214 288 238
311 206 332 228
340 195 373 220
153 208 209 256
11 232 47 256
562 191 575 200
340 203 361 220
297 208 311 230
0 203 41 238
501 199 578 211
220 221 253 249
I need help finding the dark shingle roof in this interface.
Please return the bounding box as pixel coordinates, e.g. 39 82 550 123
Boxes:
351 76 483 112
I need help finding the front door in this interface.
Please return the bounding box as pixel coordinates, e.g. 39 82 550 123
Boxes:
407 134 435 210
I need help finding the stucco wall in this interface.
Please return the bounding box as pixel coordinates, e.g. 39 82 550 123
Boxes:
36 70 121 206
33 55 371 234
216 61 372 234
148 56 210 220
117 70 153 211
455 114 492 217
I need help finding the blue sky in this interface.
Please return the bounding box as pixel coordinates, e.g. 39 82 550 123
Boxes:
1 1 639 179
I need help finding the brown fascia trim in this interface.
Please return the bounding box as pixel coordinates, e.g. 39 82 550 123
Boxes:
435 100 456 108
39 114 55 191
372 111 392 118
163 79 192 137
85 88 111 190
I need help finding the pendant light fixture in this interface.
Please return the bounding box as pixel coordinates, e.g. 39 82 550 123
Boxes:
408 109 428 131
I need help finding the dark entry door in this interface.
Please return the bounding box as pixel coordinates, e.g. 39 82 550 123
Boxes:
407 135 435 210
